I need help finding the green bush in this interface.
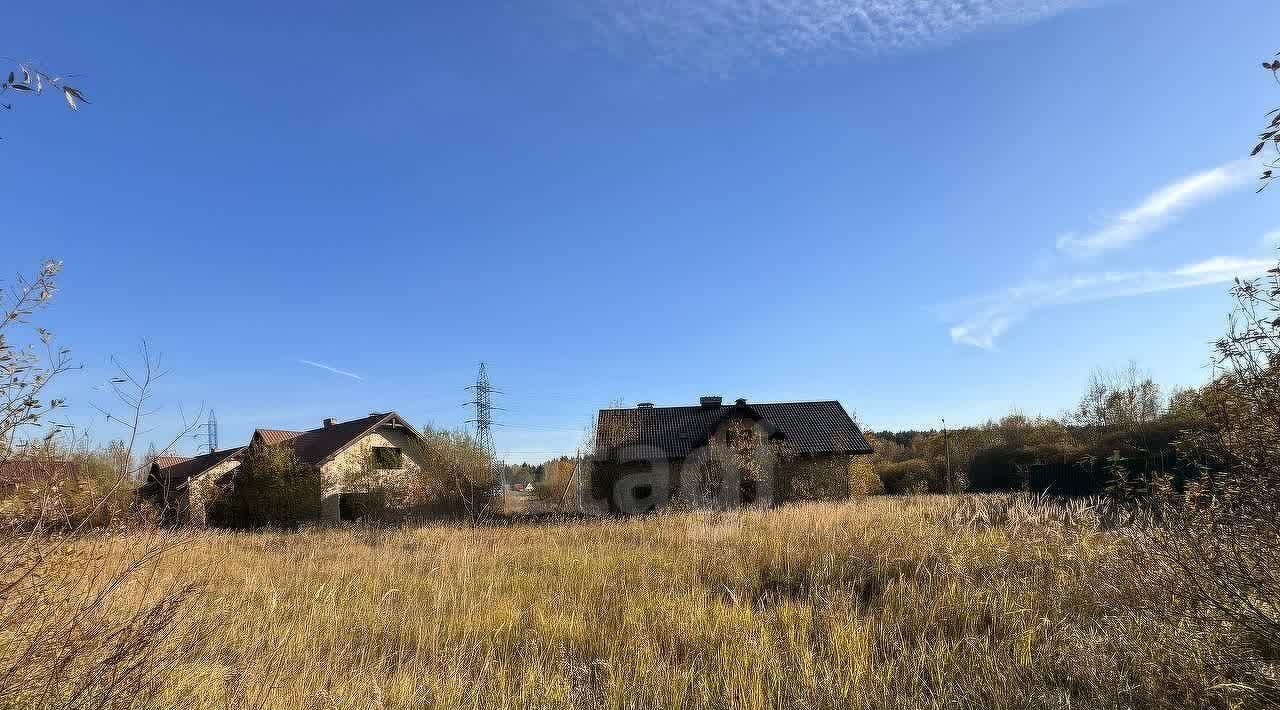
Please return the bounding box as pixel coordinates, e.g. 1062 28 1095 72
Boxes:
207 444 319 529
963 418 1196 496
876 459 934 495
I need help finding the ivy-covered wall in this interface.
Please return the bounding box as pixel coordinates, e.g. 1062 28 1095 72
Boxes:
774 453 853 503
587 450 864 513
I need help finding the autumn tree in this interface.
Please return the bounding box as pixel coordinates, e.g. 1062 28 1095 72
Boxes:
409 425 498 523
1128 255 1280 708
533 456 579 511
1127 53 1280 706
1070 361 1162 443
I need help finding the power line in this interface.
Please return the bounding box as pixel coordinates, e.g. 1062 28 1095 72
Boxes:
493 423 585 433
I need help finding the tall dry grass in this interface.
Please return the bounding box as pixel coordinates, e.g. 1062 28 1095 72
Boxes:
0 527 223 710
23 494 1256 710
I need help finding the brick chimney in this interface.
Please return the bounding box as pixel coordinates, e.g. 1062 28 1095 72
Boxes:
699 395 722 408
323 417 337 428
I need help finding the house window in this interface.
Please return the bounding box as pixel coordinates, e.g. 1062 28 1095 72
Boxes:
371 446 403 469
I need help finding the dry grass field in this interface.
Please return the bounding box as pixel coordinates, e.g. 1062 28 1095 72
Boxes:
7 495 1229 709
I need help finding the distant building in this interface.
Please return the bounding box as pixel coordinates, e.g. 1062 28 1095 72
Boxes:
140 412 429 526
138 447 244 526
590 396 871 514
0 458 84 491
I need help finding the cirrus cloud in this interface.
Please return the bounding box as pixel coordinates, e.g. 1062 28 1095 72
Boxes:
1055 160 1254 258
573 0 1101 74
945 155 1268 348
947 256 1273 349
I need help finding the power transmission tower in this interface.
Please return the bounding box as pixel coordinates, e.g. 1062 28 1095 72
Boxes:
464 362 504 489
193 410 218 455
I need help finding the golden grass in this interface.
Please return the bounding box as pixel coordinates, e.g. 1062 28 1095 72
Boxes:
40 496 1167 709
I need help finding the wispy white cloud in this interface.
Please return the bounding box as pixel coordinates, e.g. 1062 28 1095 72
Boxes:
945 157 1266 348
298 359 364 381
1055 161 1254 258
947 256 1272 349
1264 228 1280 247
575 0 1098 74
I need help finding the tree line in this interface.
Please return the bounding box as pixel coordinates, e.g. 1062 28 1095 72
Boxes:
866 361 1210 496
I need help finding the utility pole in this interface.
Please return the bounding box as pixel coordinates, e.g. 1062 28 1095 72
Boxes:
558 448 582 514
942 417 951 495
575 448 583 514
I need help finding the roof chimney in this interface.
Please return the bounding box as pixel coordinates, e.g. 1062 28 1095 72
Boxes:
735 398 747 406
699 395 722 408
323 417 337 428
636 402 654 408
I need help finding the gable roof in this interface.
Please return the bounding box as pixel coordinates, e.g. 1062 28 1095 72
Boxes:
259 412 420 467
255 429 303 446
153 455 190 469
595 399 871 460
140 446 245 497
135 411 420 504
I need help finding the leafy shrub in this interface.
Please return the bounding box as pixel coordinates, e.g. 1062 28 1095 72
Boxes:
403 426 497 522
0 444 148 532
1126 257 1280 708
207 444 319 529
848 455 884 496
963 418 1196 496
877 458 934 495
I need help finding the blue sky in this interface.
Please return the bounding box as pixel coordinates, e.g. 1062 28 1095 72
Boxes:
5 1 1278 462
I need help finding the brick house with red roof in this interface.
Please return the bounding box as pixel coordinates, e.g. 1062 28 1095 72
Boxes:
142 412 430 526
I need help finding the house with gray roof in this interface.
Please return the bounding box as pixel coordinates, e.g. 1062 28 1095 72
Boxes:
591 396 871 514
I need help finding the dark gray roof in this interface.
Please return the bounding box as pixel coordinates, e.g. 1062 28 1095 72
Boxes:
595 400 871 459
